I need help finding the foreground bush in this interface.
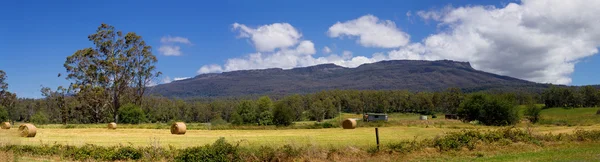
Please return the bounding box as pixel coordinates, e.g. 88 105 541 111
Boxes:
175 137 239 162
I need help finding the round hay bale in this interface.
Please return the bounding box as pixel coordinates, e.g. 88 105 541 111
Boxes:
1 122 10 129
18 124 37 137
420 115 428 120
171 122 186 135
108 122 117 129
342 118 357 129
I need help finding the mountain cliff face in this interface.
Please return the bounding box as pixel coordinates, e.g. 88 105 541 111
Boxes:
150 60 547 98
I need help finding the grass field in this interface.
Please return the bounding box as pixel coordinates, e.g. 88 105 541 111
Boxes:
2 107 600 161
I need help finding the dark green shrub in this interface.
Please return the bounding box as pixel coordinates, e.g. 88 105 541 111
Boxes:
255 146 277 161
478 98 520 126
113 146 142 160
210 116 228 126
175 137 239 162
281 144 301 158
458 93 520 126
118 104 147 124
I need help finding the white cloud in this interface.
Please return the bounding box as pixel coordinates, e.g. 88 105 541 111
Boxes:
161 35 192 45
322 46 332 54
198 1 600 85
327 15 410 48
198 23 379 74
158 36 192 56
399 0 600 84
173 77 191 81
198 64 224 74
158 45 181 56
161 76 172 84
233 23 302 52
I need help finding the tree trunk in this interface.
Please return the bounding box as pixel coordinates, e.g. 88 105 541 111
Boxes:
113 92 120 123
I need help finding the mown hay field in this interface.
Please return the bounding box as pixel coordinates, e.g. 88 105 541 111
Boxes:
3 124 600 149
2 108 600 149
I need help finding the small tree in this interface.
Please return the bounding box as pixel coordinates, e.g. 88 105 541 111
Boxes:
478 97 520 126
524 104 542 123
118 104 147 124
272 102 294 126
458 93 520 126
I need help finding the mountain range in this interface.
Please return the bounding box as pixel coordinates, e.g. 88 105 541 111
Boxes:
149 60 550 98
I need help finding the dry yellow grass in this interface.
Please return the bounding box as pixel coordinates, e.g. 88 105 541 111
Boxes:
2 124 599 149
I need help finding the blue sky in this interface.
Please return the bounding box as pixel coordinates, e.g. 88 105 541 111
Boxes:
1 0 599 98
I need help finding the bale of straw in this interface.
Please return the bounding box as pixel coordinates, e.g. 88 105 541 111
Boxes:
420 115 428 120
1 122 10 129
108 122 117 129
171 122 187 135
342 118 357 129
18 124 37 137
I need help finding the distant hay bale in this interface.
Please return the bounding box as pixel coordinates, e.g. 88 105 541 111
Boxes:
342 118 357 129
1 122 10 129
18 124 37 137
108 122 117 129
171 122 186 135
420 115 428 120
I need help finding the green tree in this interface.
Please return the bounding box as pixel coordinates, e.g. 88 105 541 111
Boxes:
30 111 50 125
309 100 326 122
235 100 257 124
118 104 147 124
442 88 464 114
580 86 600 107
256 96 274 125
0 70 7 96
457 93 486 122
41 86 70 124
272 101 294 126
0 105 8 122
63 24 160 124
478 97 520 126
458 93 520 126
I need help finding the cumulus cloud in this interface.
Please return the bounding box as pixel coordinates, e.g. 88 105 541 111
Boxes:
158 45 181 56
197 1 600 84
198 23 381 74
327 15 410 48
233 23 302 52
158 35 192 56
173 77 191 81
396 0 600 84
161 35 192 45
322 46 332 54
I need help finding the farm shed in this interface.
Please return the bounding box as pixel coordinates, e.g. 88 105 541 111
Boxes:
363 113 388 122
